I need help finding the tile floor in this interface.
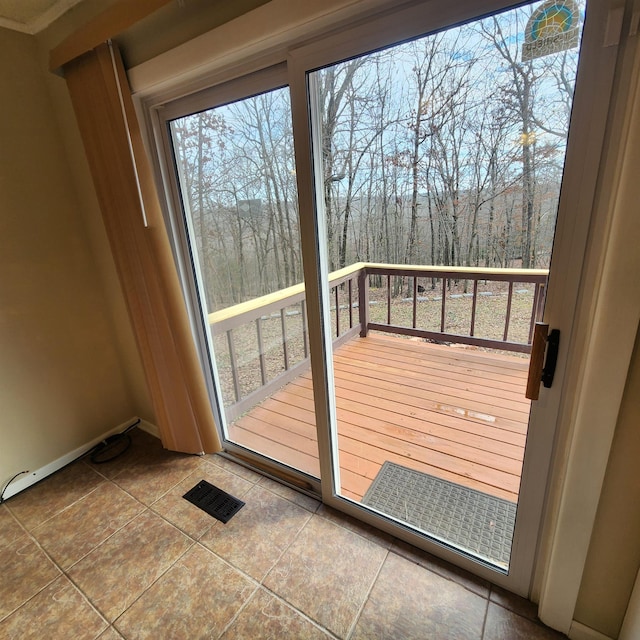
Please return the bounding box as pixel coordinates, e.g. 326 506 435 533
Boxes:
0 428 566 639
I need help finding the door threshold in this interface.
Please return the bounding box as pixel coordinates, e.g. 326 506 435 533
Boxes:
218 449 321 498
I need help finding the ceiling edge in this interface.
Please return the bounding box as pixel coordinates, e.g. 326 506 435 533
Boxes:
0 16 33 34
0 0 85 36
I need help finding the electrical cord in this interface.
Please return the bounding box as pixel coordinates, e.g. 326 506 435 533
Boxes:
0 419 142 502
89 418 140 464
0 471 30 504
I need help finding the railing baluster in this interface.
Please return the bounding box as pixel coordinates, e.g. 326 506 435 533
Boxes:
348 278 353 328
440 277 447 333
504 282 514 342
256 318 267 386
359 269 369 337
335 286 340 337
280 308 289 371
387 274 391 325
227 329 241 402
470 279 478 337
301 302 309 358
412 277 418 329
536 283 546 321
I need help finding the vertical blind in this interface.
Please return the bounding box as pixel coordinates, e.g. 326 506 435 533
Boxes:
63 42 220 454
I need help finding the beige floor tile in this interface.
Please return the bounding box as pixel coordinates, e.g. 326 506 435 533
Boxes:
205 455 264 484
220 588 333 639
111 445 203 506
0 536 60 621
0 576 106 640
200 484 312 580
351 552 486 640
32 482 144 568
68 510 192 621
6 463 104 530
152 461 254 539
114 544 255 640
258 476 321 513
483 602 567 639
317 503 395 548
264 514 387 638
0 505 25 551
391 539 491 598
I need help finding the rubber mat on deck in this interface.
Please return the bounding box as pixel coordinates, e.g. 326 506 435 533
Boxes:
362 461 516 567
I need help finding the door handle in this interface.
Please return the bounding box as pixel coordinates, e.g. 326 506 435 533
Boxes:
526 323 560 400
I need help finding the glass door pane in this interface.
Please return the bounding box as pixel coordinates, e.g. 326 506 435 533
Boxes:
308 0 585 568
169 87 320 478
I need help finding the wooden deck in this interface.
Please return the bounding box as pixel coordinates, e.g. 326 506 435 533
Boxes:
229 333 530 503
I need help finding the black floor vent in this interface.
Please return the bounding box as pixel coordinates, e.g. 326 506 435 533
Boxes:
183 480 245 524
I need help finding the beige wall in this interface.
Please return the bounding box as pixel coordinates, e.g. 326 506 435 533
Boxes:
0 26 147 485
574 329 640 638
37 10 156 429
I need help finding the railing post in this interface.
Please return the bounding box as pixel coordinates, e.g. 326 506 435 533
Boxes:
358 268 369 337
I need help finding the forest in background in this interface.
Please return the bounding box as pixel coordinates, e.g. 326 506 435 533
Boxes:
171 1 583 311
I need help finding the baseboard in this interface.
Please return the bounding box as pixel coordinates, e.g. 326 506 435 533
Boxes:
138 419 160 439
1 416 144 501
569 621 614 640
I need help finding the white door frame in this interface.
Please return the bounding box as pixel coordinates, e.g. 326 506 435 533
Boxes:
131 0 636 622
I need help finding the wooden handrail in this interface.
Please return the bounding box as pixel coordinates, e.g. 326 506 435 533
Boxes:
364 262 548 280
208 262 366 330
208 261 547 329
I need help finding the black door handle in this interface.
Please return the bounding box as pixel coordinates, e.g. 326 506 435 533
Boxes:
541 329 560 388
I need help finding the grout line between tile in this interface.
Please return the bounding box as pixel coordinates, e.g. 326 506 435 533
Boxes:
0 573 61 625
59 506 194 623
110 538 198 631
0 524 65 624
480 588 491 639
345 547 390 640
30 490 149 573
257 505 316 583
5 471 107 533
252 585 344 640
213 582 261 639
387 542 491 600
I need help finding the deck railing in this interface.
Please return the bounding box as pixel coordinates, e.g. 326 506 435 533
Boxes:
208 262 548 421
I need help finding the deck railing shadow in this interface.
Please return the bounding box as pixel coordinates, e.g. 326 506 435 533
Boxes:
208 262 548 422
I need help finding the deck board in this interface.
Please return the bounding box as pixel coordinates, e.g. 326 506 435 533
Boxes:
229 333 530 503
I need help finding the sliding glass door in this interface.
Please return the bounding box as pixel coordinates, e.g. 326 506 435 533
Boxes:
165 73 321 482
303 0 585 570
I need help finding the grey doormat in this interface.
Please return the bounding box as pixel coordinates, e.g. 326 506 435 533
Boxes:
362 461 516 567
